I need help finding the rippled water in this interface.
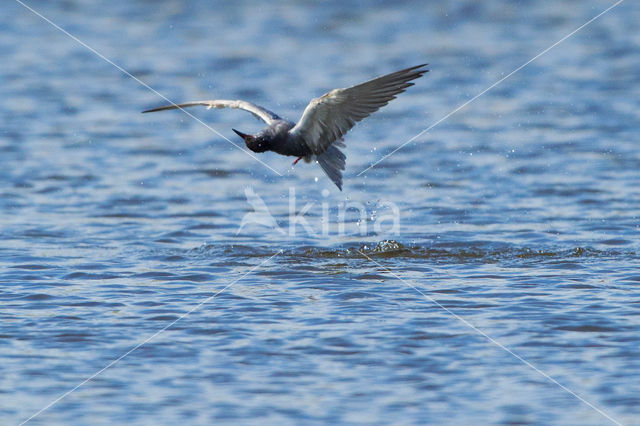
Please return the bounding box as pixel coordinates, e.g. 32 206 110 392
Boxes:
2 0 640 424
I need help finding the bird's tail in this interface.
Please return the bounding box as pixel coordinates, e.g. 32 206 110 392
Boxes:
316 143 346 191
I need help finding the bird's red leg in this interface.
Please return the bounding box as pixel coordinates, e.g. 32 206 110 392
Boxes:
292 156 302 165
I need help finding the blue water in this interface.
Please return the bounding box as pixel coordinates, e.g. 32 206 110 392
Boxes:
2 0 640 424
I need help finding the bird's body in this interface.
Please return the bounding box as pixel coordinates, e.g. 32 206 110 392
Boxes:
248 120 301 156
143 64 428 190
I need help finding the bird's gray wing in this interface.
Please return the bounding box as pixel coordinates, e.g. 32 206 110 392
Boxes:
290 64 428 155
142 100 280 125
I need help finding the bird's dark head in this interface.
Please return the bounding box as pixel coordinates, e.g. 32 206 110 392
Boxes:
233 129 269 153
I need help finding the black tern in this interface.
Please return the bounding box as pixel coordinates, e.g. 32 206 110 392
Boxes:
143 64 428 190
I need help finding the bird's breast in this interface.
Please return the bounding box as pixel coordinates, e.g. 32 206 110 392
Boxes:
268 121 311 157
271 133 312 157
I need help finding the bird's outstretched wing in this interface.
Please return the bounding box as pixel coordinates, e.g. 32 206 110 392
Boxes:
142 100 280 125
290 64 428 155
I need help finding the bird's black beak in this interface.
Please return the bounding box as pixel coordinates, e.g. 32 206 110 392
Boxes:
232 129 249 140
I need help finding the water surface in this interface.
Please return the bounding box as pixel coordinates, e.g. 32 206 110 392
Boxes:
2 0 640 424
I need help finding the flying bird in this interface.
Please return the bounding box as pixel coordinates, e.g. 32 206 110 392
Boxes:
143 64 428 190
